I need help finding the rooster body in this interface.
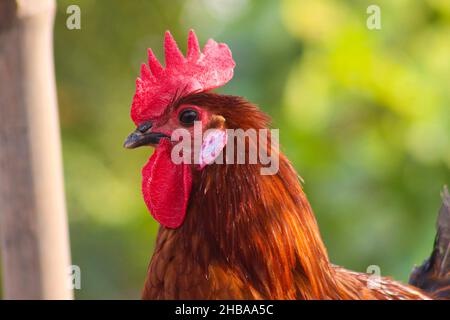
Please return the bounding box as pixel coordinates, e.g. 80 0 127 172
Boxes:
141 94 432 300
125 31 449 300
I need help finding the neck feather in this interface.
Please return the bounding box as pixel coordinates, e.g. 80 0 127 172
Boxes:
175 94 340 298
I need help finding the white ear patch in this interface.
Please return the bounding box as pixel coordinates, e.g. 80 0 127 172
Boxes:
198 129 227 169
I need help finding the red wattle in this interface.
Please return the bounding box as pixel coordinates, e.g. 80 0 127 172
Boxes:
142 140 192 228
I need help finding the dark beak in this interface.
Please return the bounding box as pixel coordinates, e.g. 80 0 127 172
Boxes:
123 129 169 149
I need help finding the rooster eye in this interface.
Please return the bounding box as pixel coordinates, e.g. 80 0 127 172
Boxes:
179 109 198 126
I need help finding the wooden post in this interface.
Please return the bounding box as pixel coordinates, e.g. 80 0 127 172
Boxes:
0 0 72 299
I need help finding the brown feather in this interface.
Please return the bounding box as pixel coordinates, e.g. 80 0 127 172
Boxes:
142 93 431 300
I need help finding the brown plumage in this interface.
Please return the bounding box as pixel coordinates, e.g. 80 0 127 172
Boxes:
141 93 442 300
409 187 450 298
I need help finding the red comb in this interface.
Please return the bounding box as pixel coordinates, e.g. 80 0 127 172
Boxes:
131 30 235 125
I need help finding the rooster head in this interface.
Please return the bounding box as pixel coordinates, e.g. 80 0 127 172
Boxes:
124 30 235 228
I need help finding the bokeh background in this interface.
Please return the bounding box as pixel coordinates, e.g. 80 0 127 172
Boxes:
48 0 450 299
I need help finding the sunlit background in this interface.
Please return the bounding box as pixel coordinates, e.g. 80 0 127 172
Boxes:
48 0 450 299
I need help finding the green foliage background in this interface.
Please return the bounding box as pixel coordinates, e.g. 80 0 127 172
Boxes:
51 0 450 299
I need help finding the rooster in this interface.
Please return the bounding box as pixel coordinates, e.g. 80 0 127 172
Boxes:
124 30 450 300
